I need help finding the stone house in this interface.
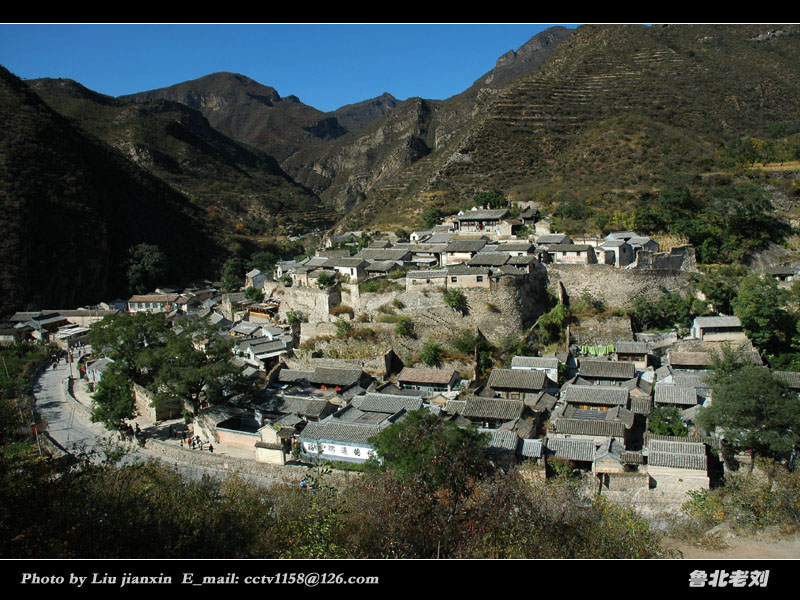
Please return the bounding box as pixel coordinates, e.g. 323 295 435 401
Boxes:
613 341 650 370
442 239 487 266
487 368 552 400
645 434 710 491
396 367 461 395
327 257 368 283
405 269 448 290
510 355 559 383
452 209 510 233
577 359 636 384
127 293 180 313
690 316 746 342
548 244 597 265
446 265 491 289
458 396 527 429
598 239 634 267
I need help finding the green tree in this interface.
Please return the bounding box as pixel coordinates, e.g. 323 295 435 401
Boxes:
732 274 793 355
691 265 746 315
126 243 168 294
369 410 491 498
473 189 507 209
420 206 443 229
220 257 245 292
442 288 468 314
420 342 442 367
88 313 169 384
244 286 263 303
90 362 136 430
395 317 415 338
697 364 800 461
150 319 254 420
647 406 688 437
316 272 335 289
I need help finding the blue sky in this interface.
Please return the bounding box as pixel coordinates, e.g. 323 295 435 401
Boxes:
0 24 577 112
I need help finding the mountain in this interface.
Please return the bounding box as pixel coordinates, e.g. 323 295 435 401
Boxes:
29 77 335 236
457 25 572 98
330 92 399 132
282 24 800 231
0 66 225 315
121 72 347 162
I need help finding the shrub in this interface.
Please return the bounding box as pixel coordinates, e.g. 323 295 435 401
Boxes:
420 342 442 366
395 318 415 338
329 305 354 318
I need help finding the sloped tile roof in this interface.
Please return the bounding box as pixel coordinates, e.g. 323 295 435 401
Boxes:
561 384 629 406
397 367 458 385
578 359 636 380
546 437 596 462
488 368 547 391
654 385 699 406
463 396 525 420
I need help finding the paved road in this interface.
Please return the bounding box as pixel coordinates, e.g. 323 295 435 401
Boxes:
32 355 304 486
33 356 114 458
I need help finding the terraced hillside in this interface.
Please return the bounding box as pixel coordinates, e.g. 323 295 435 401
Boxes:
325 24 800 230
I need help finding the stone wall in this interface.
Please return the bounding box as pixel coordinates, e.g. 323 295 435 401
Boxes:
547 264 692 309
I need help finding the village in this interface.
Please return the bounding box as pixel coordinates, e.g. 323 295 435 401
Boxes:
2 203 796 507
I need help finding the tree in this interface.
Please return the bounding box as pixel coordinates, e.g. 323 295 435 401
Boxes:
420 206 443 229
150 319 254 420
88 313 169 384
316 272 334 289
90 362 136 430
126 243 168 294
220 257 245 292
647 406 688 437
244 286 263 303
369 410 492 499
732 274 793 355
697 363 800 461
473 189 507 209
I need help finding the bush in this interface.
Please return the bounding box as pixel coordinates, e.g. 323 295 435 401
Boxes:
420 342 442 366
395 318 415 338
329 305 354 318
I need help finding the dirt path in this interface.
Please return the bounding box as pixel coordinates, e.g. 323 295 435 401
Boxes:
665 534 800 559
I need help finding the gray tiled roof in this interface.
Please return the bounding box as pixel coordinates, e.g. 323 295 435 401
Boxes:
647 439 708 470
536 234 572 244
520 438 544 458
352 393 424 414
615 341 648 355
446 264 490 276
496 242 534 253
630 397 653 415
406 269 448 279
654 385 699 406
443 240 487 253
397 367 458 385
578 359 636 380
486 429 519 451
467 253 510 267
546 437 596 462
300 420 384 445
511 356 559 370
454 209 509 221
487 368 547 391
309 367 364 388
462 396 525 421
561 384 629 406
693 316 741 328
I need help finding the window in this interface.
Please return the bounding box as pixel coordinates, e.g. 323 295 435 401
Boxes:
476 276 483 282
451 277 458 283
